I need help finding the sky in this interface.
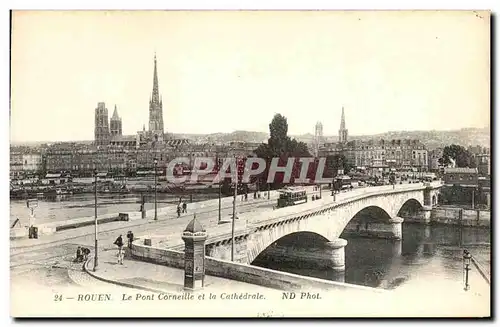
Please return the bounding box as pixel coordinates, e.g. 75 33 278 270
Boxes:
10 10 490 142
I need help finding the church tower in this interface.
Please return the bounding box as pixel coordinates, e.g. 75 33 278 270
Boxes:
110 105 123 137
94 102 110 146
314 121 324 157
339 107 348 144
148 54 164 142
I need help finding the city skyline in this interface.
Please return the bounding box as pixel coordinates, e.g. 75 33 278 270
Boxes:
11 11 490 142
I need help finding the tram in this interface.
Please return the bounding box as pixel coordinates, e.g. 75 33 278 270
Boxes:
277 187 308 208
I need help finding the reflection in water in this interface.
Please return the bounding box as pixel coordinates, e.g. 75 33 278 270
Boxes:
253 223 490 290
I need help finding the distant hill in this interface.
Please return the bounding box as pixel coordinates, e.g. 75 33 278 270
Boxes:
172 127 490 150
171 131 269 144
12 127 490 150
348 127 491 150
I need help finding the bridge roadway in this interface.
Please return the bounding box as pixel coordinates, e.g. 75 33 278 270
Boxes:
10 186 321 275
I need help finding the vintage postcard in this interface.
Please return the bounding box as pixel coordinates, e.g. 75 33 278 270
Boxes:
9 10 491 318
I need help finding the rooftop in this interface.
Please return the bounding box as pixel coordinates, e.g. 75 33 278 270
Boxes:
184 215 206 233
110 135 136 142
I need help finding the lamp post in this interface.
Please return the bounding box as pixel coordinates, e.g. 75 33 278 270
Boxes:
93 169 98 271
218 157 222 224
267 156 270 200
154 158 158 220
463 250 472 291
231 157 238 261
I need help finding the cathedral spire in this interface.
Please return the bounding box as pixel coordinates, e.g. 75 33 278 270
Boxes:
339 106 348 144
148 53 165 139
340 106 346 129
111 105 120 120
152 53 159 104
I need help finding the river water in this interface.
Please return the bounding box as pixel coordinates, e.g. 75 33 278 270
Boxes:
9 192 220 225
253 223 491 291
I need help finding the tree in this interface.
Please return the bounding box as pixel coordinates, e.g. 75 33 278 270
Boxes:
325 154 352 178
439 145 476 168
253 114 312 189
268 114 289 154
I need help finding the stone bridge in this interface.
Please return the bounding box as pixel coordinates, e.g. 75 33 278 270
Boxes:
201 182 442 271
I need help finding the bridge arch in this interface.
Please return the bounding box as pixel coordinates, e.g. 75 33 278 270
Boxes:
340 205 402 240
246 229 330 264
349 205 393 224
397 198 424 218
250 231 330 266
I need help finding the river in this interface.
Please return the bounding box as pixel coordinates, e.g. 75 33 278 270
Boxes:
253 223 491 291
10 192 220 225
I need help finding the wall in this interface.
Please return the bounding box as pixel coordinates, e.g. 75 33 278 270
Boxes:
206 237 248 263
36 212 121 233
254 243 337 269
131 240 382 294
431 207 490 227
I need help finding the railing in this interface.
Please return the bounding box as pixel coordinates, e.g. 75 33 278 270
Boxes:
246 182 440 225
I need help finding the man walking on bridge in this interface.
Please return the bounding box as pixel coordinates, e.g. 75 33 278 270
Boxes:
114 234 124 265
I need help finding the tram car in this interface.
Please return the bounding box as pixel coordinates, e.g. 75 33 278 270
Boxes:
277 187 308 208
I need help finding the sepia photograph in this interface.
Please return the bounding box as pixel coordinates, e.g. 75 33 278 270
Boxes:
8 9 491 318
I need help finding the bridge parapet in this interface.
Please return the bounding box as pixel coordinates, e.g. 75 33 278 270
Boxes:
241 182 441 231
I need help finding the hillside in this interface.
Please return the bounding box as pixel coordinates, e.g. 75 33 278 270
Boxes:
11 127 490 150
172 127 490 149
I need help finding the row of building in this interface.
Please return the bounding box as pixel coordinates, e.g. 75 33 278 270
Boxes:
9 142 262 178
10 140 490 179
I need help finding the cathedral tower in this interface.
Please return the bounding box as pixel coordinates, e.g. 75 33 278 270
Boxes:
339 107 348 144
314 121 324 157
110 105 123 137
149 54 164 142
94 102 110 146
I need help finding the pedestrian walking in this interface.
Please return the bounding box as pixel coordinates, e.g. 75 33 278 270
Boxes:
182 202 187 213
75 246 83 263
82 247 90 261
177 205 181 218
114 234 124 265
126 231 134 249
